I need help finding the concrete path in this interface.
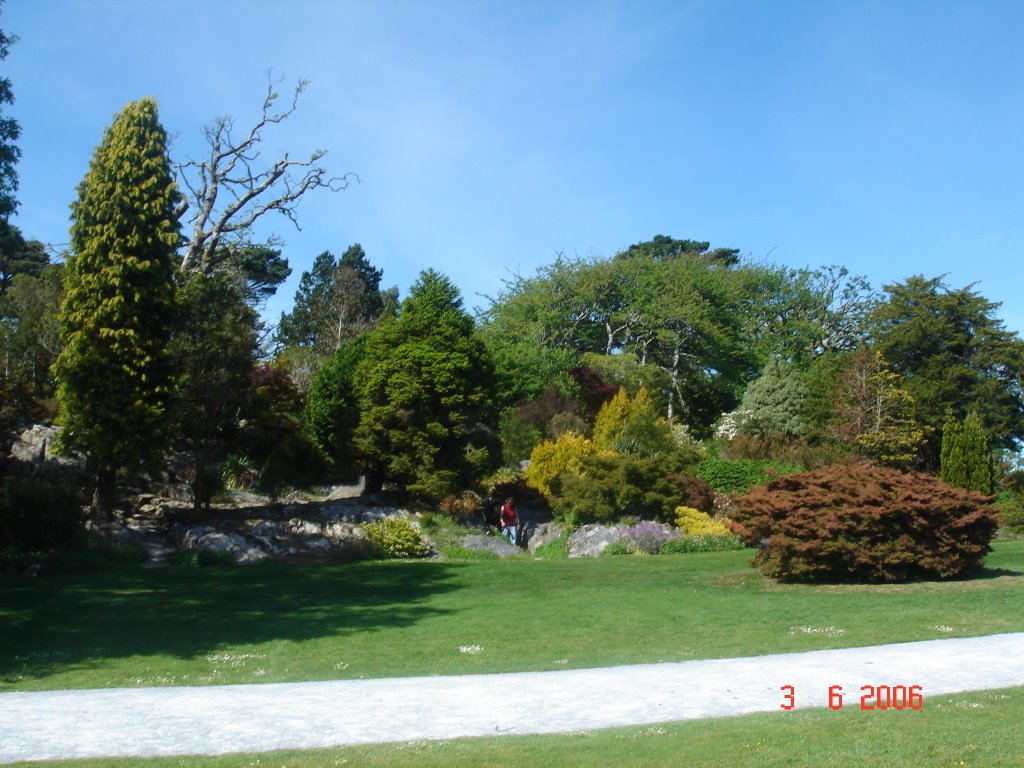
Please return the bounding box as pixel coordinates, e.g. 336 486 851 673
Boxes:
2 633 1023 763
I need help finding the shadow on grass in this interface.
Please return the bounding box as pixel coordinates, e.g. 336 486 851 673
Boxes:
966 566 1024 580
0 560 464 685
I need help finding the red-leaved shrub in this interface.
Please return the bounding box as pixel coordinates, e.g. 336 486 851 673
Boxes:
728 463 998 583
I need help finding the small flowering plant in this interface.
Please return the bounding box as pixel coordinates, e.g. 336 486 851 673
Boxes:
620 521 671 555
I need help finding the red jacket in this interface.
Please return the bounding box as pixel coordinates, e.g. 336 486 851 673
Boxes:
500 503 517 527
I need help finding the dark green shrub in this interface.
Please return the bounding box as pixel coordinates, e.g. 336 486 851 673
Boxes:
498 411 543 465
0 471 84 551
91 540 149 564
549 453 712 525
303 337 365 479
696 459 801 494
729 463 999 583
43 550 109 574
237 364 327 495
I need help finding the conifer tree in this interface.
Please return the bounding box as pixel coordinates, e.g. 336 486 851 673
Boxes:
353 269 496 500
735 358 809 438
592 386 674 456
941 413 992 494
55 99 180 516
940 416 967 489
962 412 993 494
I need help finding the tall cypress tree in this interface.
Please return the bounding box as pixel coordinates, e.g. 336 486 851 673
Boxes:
55 99 180 516
962 412 993 494
941 413 992 494
940 416 967 489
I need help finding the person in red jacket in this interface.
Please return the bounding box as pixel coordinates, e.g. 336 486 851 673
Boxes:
500 496 520 546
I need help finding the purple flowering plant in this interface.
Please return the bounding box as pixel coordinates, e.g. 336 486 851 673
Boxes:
621 520 671 555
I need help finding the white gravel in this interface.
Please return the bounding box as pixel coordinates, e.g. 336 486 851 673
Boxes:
2 632 1023 763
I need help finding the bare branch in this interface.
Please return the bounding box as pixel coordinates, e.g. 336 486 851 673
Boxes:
176 74 357 273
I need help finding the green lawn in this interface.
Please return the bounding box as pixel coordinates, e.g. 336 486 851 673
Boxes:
2 541 1022 767
2 541 1022 691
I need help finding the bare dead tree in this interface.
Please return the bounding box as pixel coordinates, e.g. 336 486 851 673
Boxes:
176 75 356 274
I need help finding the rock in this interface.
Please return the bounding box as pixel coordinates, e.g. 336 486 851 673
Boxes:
288 519 322 536
462 534 520 558
188 530 246 552
527 522 567 555
8 424 85 469
179 528 266 564
9 424 58 463
235 547 269 564
324 521 363 541
247 520 281 538
567 524 622 558
323 479 364 500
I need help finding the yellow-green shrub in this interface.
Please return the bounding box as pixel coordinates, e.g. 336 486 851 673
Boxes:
524 432 597 497
675 505 730 536
363 517 429 558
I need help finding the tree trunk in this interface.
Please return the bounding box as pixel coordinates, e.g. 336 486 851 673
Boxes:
92 467 117 520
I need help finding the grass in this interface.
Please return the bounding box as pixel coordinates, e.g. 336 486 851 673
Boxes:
1 540 1022 692
5 685 1024 767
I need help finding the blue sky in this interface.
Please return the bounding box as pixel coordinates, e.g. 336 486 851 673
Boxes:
5 0 1024 333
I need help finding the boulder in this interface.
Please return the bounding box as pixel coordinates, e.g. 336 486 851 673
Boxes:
8 424 85 469
527 522 567 555
180 527 267 564
288 519 322 536
462 534 520 558
567 524 622 558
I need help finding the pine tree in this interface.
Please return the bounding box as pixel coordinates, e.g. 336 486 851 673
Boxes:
276 243 389 353
54 99 180 516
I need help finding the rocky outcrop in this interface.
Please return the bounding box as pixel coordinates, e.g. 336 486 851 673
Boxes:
170 497 410 564
7 424 85 470
461 534 519 558
527 522 567 555
567 524 622 558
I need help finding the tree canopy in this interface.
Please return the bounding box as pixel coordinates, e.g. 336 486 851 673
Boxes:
0 11 20 220
870 275 1024 468
277 243 391 353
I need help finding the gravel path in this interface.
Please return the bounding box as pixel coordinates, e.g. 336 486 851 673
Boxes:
2 632 1023 763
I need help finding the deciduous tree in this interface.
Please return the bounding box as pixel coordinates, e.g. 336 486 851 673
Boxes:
171 272 258 511
176 76 353 274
